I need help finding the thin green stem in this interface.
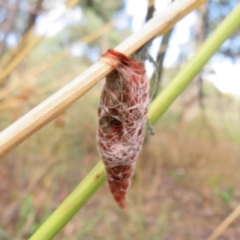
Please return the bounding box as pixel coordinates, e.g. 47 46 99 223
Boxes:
29 3 240 239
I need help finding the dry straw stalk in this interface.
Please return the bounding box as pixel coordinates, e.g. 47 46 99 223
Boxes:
0 0 206 159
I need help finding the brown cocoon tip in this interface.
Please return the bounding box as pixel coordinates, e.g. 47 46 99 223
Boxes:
106 165 133 208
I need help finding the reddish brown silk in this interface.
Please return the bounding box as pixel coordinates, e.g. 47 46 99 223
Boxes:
97 49 149 208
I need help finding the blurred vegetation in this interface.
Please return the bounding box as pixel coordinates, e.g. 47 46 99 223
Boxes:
0 0 240 239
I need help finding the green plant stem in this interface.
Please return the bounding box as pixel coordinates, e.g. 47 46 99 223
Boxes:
148 2 240 124
29 162 105 240
29 3 240 240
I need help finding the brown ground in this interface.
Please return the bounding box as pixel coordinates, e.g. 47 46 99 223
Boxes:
1 121 240 240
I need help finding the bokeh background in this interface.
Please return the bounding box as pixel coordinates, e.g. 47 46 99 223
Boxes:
0 0 240 239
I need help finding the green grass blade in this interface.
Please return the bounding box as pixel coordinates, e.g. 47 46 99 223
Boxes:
29 3 240 239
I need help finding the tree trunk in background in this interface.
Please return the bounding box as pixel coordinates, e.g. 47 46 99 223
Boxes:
179 4 216 141
152 29 173 99
180 4 208 122
195 4 208 108
24 0 43 34
145 0 155 22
